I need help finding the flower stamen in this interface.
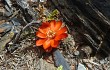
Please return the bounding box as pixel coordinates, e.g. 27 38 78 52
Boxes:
47 30 56 38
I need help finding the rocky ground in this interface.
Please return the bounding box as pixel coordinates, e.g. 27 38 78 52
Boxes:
0 0 110 70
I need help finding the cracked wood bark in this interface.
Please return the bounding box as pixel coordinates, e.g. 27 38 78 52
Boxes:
50 0 110 58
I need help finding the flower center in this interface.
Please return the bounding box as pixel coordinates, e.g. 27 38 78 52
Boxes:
47 30 56 38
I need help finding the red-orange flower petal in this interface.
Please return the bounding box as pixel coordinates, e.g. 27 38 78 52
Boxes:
54 20 62 31
36 39 46 46
36 31 46 38
43 39 51 50
56 26 67 35
39 28 49 34
55 33 68 41
39 22 50 29
50 20 55 30
51 40 59 48
39 22 50 34
45 47 52 52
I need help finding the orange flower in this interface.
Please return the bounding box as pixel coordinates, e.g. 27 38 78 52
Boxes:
36 20 68 52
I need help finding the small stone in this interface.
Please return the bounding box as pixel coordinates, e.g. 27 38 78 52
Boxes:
9 42 13 45
30 0 38 2
0 28 5 33
78 63 86 70
81 46 92 55
40 0 47 2
74 51 80 56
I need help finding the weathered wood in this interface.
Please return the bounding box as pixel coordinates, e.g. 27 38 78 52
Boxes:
50 0 110 57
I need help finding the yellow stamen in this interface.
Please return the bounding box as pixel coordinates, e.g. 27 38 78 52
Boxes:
47 30 56 38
